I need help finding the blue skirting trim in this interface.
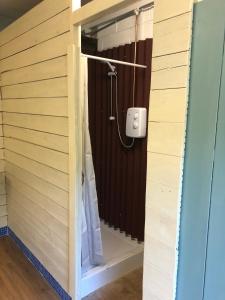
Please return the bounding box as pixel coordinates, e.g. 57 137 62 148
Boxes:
4 227 71 300
0 226 8 237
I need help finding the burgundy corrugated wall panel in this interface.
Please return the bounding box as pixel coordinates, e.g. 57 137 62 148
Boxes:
88 39 152 241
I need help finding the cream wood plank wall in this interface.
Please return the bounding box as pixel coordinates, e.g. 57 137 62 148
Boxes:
143 1 193 299
0 90 6 228
0 0 70 291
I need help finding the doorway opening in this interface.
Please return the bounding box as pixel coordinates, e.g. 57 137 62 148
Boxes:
79 1 153 297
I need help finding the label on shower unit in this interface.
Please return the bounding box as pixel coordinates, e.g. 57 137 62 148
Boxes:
125 107 147 138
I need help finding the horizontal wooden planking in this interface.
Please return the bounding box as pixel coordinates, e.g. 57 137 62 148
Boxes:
143 235 175 299
0 137 3 148
151 66 189 90
0 160 4 172
0 215 7 227
144 232 175 271
3 125 68 153
149 88 187 123
4 138 68 173
3 113 68 136
1 56 67 86
0 180 6 196
9 198 68 256
0 0 69 47
0 205 7 217
9 206 68 274
143 258 174 300
2 98 68 117
8 210 68 290
0 195 6 205
146 152 183 197
148 122 185 157
4 150 68 191
145 153 182 247
153 12 192 57
0 33 70 72
0 149 4 160
7 184 68 243
146 179 180 222
145 206 177 253
6 173 68 226
0 9 70 60
1 77 67 99
152 51 189 71
0 172 5 186
5 162 68 209
154 0 192 23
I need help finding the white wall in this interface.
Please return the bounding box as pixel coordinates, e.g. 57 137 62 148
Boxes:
85 0 153 51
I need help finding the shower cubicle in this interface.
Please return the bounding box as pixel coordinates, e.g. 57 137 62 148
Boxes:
80 1 153 295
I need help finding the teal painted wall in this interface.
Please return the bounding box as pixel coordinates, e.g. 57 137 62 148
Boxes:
177 0 225 299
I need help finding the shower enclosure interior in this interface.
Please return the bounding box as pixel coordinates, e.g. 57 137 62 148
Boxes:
81 1 153 296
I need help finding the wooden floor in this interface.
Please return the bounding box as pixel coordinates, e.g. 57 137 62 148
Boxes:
0 236 143 300
0 236 58 300
83 269 143 300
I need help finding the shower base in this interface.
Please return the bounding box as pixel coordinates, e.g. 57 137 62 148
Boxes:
81 222 144 298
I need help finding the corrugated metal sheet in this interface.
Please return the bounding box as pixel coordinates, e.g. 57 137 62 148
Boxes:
88 39 152 241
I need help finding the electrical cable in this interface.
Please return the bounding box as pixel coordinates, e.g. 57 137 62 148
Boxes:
113 9 140 149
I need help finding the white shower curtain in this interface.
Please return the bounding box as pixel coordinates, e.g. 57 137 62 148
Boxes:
81 57 103 273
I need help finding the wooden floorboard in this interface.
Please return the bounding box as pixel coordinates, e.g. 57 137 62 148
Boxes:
0 236 59 300
0 236 142 300
83 268 143 300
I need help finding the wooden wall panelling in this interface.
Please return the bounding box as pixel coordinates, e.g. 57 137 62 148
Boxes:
0 72 6 228
1 56 67 86
0 0 70 46
153 12 192 57
0 9 70 59
2 98 68 117
7 174 68 226
149 89 187 123
0 0 70 291
3 125 68 153
4 150 69 191
3 113 68 136
8 209 68 290
1 77 68 99
143 0 193 299
0 33 70 73
4 138 68 173
7 184 68 246
5 162 68 209
154 0 192 23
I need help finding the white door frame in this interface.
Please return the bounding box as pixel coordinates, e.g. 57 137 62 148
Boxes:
68 1 149 298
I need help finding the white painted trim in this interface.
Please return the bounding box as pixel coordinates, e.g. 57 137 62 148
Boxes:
81 252 143 297
72 0 136 25
70 1 144 299
68 29 83 300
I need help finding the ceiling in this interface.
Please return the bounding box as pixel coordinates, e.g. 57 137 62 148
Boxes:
0 0 43 31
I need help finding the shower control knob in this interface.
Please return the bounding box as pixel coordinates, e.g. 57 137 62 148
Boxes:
134 113 139 120
133 121 139 129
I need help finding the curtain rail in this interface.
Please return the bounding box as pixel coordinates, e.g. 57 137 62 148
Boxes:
82 53 147 68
